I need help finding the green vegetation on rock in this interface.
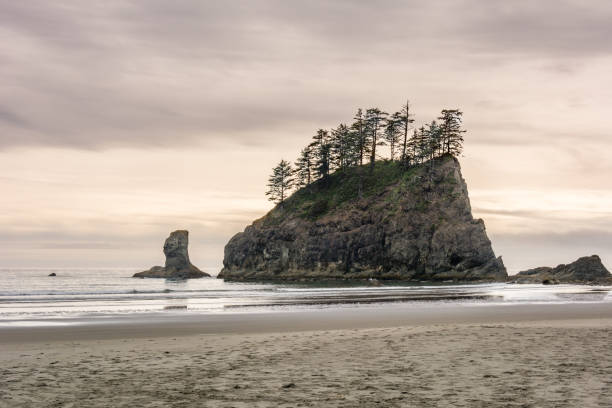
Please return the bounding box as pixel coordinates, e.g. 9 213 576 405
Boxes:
282 159 420 220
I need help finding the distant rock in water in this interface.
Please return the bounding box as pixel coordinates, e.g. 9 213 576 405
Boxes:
48 272 56 277
512 255 611 284
134 230 210 279
219 155 507 282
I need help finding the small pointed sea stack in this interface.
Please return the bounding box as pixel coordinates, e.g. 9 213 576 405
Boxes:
134 230 210 279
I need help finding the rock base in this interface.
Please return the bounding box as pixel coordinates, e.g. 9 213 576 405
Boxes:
134 265 209 279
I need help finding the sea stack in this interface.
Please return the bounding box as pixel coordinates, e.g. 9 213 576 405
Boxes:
512 255 611 284
219 155 507 282
134 230 210 279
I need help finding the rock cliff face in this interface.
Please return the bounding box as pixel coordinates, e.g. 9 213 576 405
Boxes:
219 155 507 282
134 230 210 279
512 255 611 284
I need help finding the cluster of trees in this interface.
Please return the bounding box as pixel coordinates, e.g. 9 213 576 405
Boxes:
266 101 466 204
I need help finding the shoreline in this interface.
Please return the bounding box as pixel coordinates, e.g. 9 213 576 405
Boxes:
2 302 612 344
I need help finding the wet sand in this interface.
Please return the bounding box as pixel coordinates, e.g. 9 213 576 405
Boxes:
1 303 612 407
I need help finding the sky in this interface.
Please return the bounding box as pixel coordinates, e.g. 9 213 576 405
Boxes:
1 0 611 274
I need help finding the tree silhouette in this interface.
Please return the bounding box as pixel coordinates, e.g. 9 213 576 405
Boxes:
294 146 313 188
365 107 388 171
438 109 465 156
266 160 294 205
350 109 369 166
385 113 402 161
330 123 351 170
315 143 331 180
398 100 415 164
425 120 443 162
309 129 331 181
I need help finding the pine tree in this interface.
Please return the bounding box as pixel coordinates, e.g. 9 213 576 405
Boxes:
425 120 443 162
309 129 330 181
405 129 420 164
415 126 428 164
330 123 351 170
294 146 313 188
365 107 388 170
438 109 465 157
384 113 402 161
345 127 362 168
310 129 328 152
398 100 415 164
420 120 443 187
350 109 370 166
265 160 294 205
315 143 331 179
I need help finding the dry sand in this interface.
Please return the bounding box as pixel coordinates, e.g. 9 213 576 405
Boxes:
1 304 612 407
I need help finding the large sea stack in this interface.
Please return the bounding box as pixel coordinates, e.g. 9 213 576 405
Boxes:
134 230 210 279
219 155 507 282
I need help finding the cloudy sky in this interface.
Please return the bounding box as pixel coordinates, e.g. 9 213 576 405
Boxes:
1 0 611 273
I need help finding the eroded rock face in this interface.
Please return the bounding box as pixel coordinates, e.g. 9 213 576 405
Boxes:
134 230 210 279
512 255 611 284
219 156 507 282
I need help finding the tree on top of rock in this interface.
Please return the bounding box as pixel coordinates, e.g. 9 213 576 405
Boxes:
364 107 388 171
277 100 468 203
397 100 415 164
425 120 443 161
310 128 328 153
384 113 402 161
350 108 370 166
315 142 332 180
309 129 332 181
438 109 465 157
266 160 294 205
330 123 352 171
294 146 314 188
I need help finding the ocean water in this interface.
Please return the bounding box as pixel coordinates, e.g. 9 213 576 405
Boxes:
0 268 610 324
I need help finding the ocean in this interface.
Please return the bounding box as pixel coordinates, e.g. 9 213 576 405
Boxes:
1 268 610 325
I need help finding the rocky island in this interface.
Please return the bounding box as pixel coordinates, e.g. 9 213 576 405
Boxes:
510 255 612 285
219 155 507 282
134 230 210 279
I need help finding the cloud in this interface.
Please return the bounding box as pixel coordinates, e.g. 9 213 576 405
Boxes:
0 106 27 124
459 0 612 58
1 1 612 150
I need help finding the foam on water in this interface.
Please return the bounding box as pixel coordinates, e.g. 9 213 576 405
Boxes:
0 268 610 323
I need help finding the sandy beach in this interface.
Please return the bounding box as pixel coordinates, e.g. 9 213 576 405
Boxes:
2 303 612 407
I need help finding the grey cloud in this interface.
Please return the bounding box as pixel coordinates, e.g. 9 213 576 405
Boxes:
0 107 31 128
1 1 611 149
461 0 612 58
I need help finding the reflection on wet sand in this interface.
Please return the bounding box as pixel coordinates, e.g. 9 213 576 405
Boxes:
225 291 503 309
556 289 609 301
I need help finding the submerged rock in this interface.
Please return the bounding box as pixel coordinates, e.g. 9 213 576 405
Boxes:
512 255 611 284
219 155 507 282
134 230 210 279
